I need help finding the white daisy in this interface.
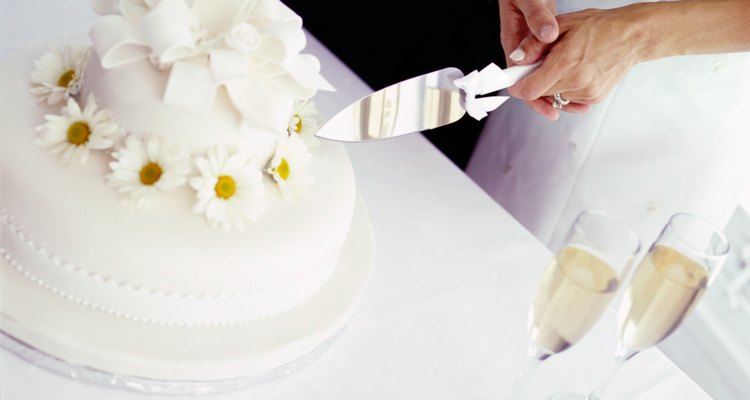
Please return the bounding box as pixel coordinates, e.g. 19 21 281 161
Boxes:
29 46 89 105
190 146 266 232
287 99 320 147
107 135 191 208
34 96 119 165
266 134 314 202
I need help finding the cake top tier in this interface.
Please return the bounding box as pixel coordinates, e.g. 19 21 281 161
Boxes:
27 0 339 232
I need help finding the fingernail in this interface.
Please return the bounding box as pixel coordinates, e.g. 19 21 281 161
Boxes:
509 48 525 62
540 25 556 43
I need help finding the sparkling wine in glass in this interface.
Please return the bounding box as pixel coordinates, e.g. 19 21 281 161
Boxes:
504 210 640 399
550 212 729 400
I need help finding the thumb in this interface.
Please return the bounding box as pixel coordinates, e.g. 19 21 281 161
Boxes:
508 34 549 65
516 0 558 43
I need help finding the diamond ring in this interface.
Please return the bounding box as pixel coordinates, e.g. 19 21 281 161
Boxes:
552 92 571 109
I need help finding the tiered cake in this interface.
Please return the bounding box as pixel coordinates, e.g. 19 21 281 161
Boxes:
0 0 373 388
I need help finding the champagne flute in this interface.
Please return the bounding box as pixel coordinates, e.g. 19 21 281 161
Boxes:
550 212 730 400
505 210 641 399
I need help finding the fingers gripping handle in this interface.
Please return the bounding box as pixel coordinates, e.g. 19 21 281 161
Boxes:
453 62 541 120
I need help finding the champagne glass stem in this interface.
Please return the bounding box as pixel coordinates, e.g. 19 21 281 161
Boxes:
587 344 638 400
505 356 542 400
505 343 551 400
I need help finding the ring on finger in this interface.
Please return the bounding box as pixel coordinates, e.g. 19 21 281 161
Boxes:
552 92 571 109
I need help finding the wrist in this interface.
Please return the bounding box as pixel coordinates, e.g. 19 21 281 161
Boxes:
619 3 664 64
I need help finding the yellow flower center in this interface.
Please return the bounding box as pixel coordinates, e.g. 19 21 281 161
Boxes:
139 162 163 186
58 70 76 88
214 175 236 199
277 158 290 180
292 114 302 133
66 121 91 146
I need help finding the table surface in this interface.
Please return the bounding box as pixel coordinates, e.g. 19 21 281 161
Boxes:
0 2 712 399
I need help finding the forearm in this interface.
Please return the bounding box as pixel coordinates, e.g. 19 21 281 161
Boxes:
632 0 750 62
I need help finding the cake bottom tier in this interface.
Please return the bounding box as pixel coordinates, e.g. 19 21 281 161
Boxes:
0 197 373 390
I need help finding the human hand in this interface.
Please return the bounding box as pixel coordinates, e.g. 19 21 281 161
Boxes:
499 0 559 65
499 0 569 119
508 7 648 119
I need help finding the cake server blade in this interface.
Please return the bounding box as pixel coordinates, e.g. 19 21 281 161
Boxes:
315 62 539 142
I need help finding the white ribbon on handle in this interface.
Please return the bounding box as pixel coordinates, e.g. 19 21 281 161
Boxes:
453 63 511 121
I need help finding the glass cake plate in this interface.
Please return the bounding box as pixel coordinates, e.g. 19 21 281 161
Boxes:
0 328 344 396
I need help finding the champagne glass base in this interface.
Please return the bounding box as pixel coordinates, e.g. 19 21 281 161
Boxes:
548 393 588 400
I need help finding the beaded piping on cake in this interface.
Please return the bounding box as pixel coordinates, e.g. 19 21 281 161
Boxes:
0 247 342 327
29 46 323 232
0 208 346 327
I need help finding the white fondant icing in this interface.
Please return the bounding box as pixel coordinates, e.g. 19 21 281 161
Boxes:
0 197 374 381
0 238 342 327
1 0 371 380
0 33 356 326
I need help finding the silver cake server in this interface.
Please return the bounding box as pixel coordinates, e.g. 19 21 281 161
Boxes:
315 62 540 142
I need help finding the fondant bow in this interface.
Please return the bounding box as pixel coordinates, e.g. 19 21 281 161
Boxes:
89 0 334 131
453 63 511 121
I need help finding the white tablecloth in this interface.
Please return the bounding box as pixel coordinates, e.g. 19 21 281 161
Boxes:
0 2 712 399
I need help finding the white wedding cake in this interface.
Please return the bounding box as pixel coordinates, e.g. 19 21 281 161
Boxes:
0 0 373 389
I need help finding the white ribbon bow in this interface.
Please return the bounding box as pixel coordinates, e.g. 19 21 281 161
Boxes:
89 0 334 130
453 63 511 121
